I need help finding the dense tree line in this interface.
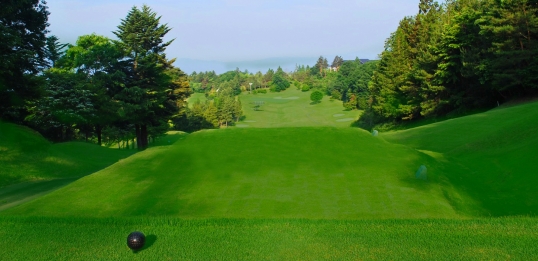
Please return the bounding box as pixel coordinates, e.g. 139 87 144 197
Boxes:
1 3 190 150
174 68 252 132
179 65 306 132
361 0 538 129
172 88 243 132
289 56 378 111
189 66 291 94
186 55 377 126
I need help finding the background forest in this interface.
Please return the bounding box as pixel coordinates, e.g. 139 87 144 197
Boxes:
2 0 538 147
363 0 538 129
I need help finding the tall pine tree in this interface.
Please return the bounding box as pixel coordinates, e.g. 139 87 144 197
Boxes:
0 0 49 121
113 5 175 150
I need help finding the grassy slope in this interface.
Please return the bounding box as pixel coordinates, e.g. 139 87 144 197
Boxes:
3 127 459 219
382 101 538 216
0 121 135 187
0 121 136 210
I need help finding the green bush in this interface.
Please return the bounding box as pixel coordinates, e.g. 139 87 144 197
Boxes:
301 84 311 92
310 91 323 103
357 95 369 109
331 90 342 100
344 99 356 110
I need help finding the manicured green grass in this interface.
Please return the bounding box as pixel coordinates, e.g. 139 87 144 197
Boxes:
3 127 461 219
0 121 135 188
0 177 77 211
0 216 537 260
382 101 538 216
237 88 362 128
2 99 538 260
0 123 186 210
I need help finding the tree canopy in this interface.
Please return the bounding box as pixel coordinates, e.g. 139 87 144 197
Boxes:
113 5 176 150
0 0 49 120
361 0 538 129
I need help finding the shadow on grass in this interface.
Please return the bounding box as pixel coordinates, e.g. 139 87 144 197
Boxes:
133 235 157 253
0 177 80 211
151 132 188 147
397 176 432 192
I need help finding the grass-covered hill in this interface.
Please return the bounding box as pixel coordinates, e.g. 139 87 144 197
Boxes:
9 91 538 219
0 121 135 210
3 127 460 219
382 101 538 216
0 121 135 188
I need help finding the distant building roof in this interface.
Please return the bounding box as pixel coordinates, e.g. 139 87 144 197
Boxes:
343 59 371 64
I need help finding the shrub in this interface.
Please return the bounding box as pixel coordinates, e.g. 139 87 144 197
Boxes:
310 91 323 103
344 100 356 110
331 90 342 100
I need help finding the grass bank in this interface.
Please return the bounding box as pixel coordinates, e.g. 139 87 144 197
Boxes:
0 121 135 188
382 100 538 216
3 127 462 219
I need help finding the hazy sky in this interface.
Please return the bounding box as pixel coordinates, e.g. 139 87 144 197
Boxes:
47 0 424 73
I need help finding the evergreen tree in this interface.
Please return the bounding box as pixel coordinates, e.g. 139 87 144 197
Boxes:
271 66 290 92
44 35 68 68
331 55 344 69
368 0 445 122
313 56 329 77
0 0 49 120
436 0 497 110
113 5 175 150
217 95 235 127
204 102 219 128
368 17 415 122
233 98 243 122
481 0 538 94
264 68 274 87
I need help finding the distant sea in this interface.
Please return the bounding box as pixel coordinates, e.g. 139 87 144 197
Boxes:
174 56 373 74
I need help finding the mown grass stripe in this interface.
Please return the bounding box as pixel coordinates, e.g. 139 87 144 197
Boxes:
1 217 537 260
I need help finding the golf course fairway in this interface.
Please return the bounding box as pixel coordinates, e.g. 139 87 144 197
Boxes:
1 89 537 260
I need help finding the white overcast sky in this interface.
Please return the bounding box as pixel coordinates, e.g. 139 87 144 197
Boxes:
47 0 429 73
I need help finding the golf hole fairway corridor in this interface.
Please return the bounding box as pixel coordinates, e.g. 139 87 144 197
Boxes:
1 91 538 260
236 88 362 128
